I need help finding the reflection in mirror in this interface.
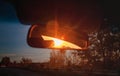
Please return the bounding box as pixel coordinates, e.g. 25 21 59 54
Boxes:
27 24 88 50
41 35 81 49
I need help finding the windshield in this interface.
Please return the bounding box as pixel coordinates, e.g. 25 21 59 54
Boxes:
0 0 120 76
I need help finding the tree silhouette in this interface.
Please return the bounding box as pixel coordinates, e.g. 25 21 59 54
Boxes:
68 24 120 71
20 57 32 64
0 56 11 66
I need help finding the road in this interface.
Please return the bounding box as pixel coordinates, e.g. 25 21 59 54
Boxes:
0 67 90 76
0 67 46 76
0 67 119 76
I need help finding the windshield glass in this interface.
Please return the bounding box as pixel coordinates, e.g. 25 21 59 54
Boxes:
0 0 120 76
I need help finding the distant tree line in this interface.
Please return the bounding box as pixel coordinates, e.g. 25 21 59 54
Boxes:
0 56 32 67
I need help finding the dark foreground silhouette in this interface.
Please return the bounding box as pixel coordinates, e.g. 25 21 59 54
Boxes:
0 67 119 76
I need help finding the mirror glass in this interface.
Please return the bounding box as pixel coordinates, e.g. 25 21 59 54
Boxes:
27 21 88 50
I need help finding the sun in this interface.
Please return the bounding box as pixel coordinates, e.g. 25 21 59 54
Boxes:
53 38 63 47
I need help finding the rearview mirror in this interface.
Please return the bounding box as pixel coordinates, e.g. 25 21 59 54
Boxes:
27 21 88 50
